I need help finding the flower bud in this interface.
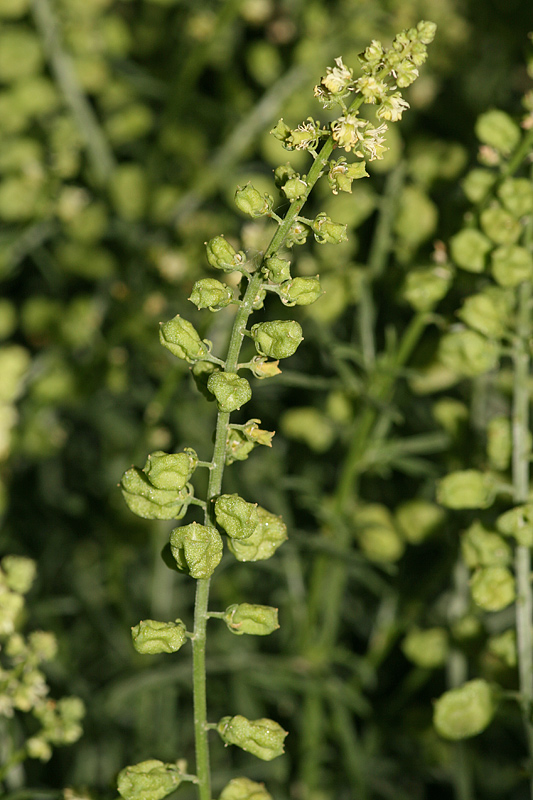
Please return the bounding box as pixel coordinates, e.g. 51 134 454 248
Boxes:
131 619 187 655
402 265 453 311
278 276 322 307
470 566 515 611
235 183 273 218
117 759 183 800
437 469 494 510
433 679 495 740
189 278 233 311
142 449 197 491
219 777 273 800
402 627 448 669
282 175 308 200
121 468 192 520
312 212 348 245
394 499 445 544
416 19 437 43
497 504 533 547
26 736 53 762
205 236 246 273
243 419 275 446
270 118 292 148
169 522 223 579
487 416 512 471
457 287 512 339
228 506 287 562
223 603 279 636
217 715 287 761
450 228 491 273
215 494 259 540
159 315 209 363
461 521 511 569
207 372 252 412
439 330 500 377
251 320 303 360
249 356 282 379
491 245 533 287
262 255 291 284
475 110 520 156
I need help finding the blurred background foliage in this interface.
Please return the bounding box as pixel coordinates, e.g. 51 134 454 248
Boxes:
1 0 532 798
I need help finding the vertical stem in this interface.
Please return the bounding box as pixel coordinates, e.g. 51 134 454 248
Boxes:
513 277 533 798
192 578 212 800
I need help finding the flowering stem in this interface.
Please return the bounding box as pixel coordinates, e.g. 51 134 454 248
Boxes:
513 270 533 798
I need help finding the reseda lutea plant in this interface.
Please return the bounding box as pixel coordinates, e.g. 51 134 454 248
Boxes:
117 22 436 800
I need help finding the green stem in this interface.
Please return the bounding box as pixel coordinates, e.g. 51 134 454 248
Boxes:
31 0 115 186
513 274 533 799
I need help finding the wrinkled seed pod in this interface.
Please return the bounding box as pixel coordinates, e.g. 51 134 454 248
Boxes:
433 679 495 740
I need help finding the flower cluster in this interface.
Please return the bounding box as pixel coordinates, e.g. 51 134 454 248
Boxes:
0 556 84 772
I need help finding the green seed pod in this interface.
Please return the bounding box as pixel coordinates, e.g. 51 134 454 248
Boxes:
470 565 515 611
273 163 297 188
1 555 36 594
402 627 448 669
121 468 192 520
457 287 512 339
394 499 445 544
354 503 405 563
487 416 512 471
270 118 293 148
328 158 368 194
169 522 223 579
433 397 469 437
285 220 310 247
439 329 500 377
491 245 533 287
228 506 287 562
159 315 209 363
450 228 492 273
278 276 323 306
215 494 259 540
217 715 288 761
497 504 533 547
131 619 187 655
205 236 246 273
262 255 291 284
235 182 273 218
462 169 497 203
251 320 303 359
402 265 453 311
281 407 335 452
117 759 183 800
433 679 495 740
219 776 273 800
497 177 533 218
480 205 522 246
312 212 348 244
282 175 308 200
142 449 197 491
207 372 252 412
475 110 520 156
189 278 233 311
437 469 494 510
461 521 511 569
226 430 255 465
223 603 279 636
243 419 275 446
487 629 517 668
